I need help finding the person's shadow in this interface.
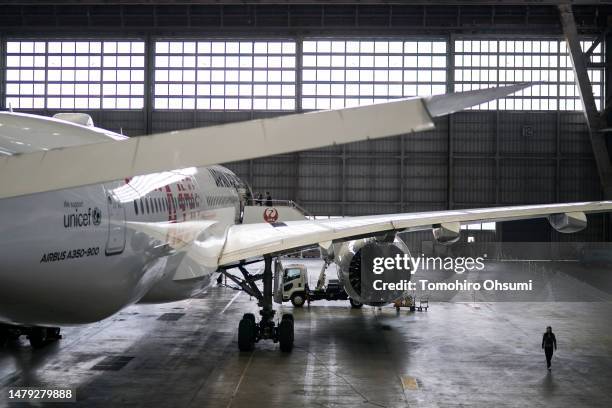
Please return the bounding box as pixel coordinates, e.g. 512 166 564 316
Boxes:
541 370 557 397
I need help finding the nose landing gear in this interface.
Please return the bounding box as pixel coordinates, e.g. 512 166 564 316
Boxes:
27 327 62 349
237 311 294 353
223 256 294 352
0 324 62 349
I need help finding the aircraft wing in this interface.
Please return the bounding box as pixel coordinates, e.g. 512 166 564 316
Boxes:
218 201 612 265
0 83 529 200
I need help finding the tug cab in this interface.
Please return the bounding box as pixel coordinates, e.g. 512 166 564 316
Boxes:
273 261 359 308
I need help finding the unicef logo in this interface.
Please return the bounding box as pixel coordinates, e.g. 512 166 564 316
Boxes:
63 206 103 228
92 207 102 226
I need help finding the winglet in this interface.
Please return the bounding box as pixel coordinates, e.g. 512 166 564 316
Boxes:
425 83 532 117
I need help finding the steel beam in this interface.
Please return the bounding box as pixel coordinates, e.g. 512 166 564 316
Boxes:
559 4 603 131
558 3 612 197
341 146 347 217
144 33 154 135
0 34 5 110
606 20 612 126
400 134 406 212
446 34 455 210
0 1 607 5
293 37 303 203
0 3 604 36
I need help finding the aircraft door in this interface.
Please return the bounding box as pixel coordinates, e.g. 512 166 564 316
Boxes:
105 192 126 255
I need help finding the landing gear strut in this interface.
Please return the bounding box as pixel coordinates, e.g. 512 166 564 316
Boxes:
222 256 294 352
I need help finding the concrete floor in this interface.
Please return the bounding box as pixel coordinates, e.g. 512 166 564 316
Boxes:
1 260 612 407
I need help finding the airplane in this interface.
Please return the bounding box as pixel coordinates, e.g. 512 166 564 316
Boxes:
1 82 611 352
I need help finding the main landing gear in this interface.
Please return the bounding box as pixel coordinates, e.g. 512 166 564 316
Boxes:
221 256 294 352
0 324 62 349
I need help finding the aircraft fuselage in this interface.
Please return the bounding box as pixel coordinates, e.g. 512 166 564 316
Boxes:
0 164 243 326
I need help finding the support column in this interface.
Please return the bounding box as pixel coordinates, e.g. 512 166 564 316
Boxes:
448 115 454 209
293 38 303 203
558 4 612 197
495 110 500 205
606 22 612 128
144 33 154 135
341 146 347 216
605 21 612 240
400 134 406 212
295 36 303 113
446 34 455 210
0 33 5 110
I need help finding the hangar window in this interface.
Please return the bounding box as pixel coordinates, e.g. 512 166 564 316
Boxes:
301 40 447 110
454 39 604 111
5 40 145 110
154 41 296 110
461 222 496 231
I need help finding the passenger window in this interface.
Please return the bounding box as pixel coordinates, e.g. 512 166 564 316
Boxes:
283 268 302 282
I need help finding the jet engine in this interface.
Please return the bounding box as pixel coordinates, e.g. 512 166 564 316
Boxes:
333 236 413 306
432 222 461 244
548 212 587 234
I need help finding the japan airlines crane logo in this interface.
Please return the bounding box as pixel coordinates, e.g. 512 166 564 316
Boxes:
263 208 279 223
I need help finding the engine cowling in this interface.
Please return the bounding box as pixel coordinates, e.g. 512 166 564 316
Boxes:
334 236 413 306
432 222 461 244
548 211 587 233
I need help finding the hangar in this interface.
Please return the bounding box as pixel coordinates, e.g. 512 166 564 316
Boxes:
0 1 611 407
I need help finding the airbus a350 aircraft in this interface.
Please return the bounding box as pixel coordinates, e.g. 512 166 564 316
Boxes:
1 83 611 352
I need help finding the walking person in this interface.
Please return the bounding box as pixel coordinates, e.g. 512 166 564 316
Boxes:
542 326 557 371
265 192 273 207
256 192 263 206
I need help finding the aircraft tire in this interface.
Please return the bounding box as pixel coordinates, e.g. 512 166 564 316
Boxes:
238 318 256 352
349 298 364 309
28 327 48 349
243 313 256 323
278 319 294 352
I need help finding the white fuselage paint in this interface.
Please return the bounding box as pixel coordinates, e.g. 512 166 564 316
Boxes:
0 112 243 326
